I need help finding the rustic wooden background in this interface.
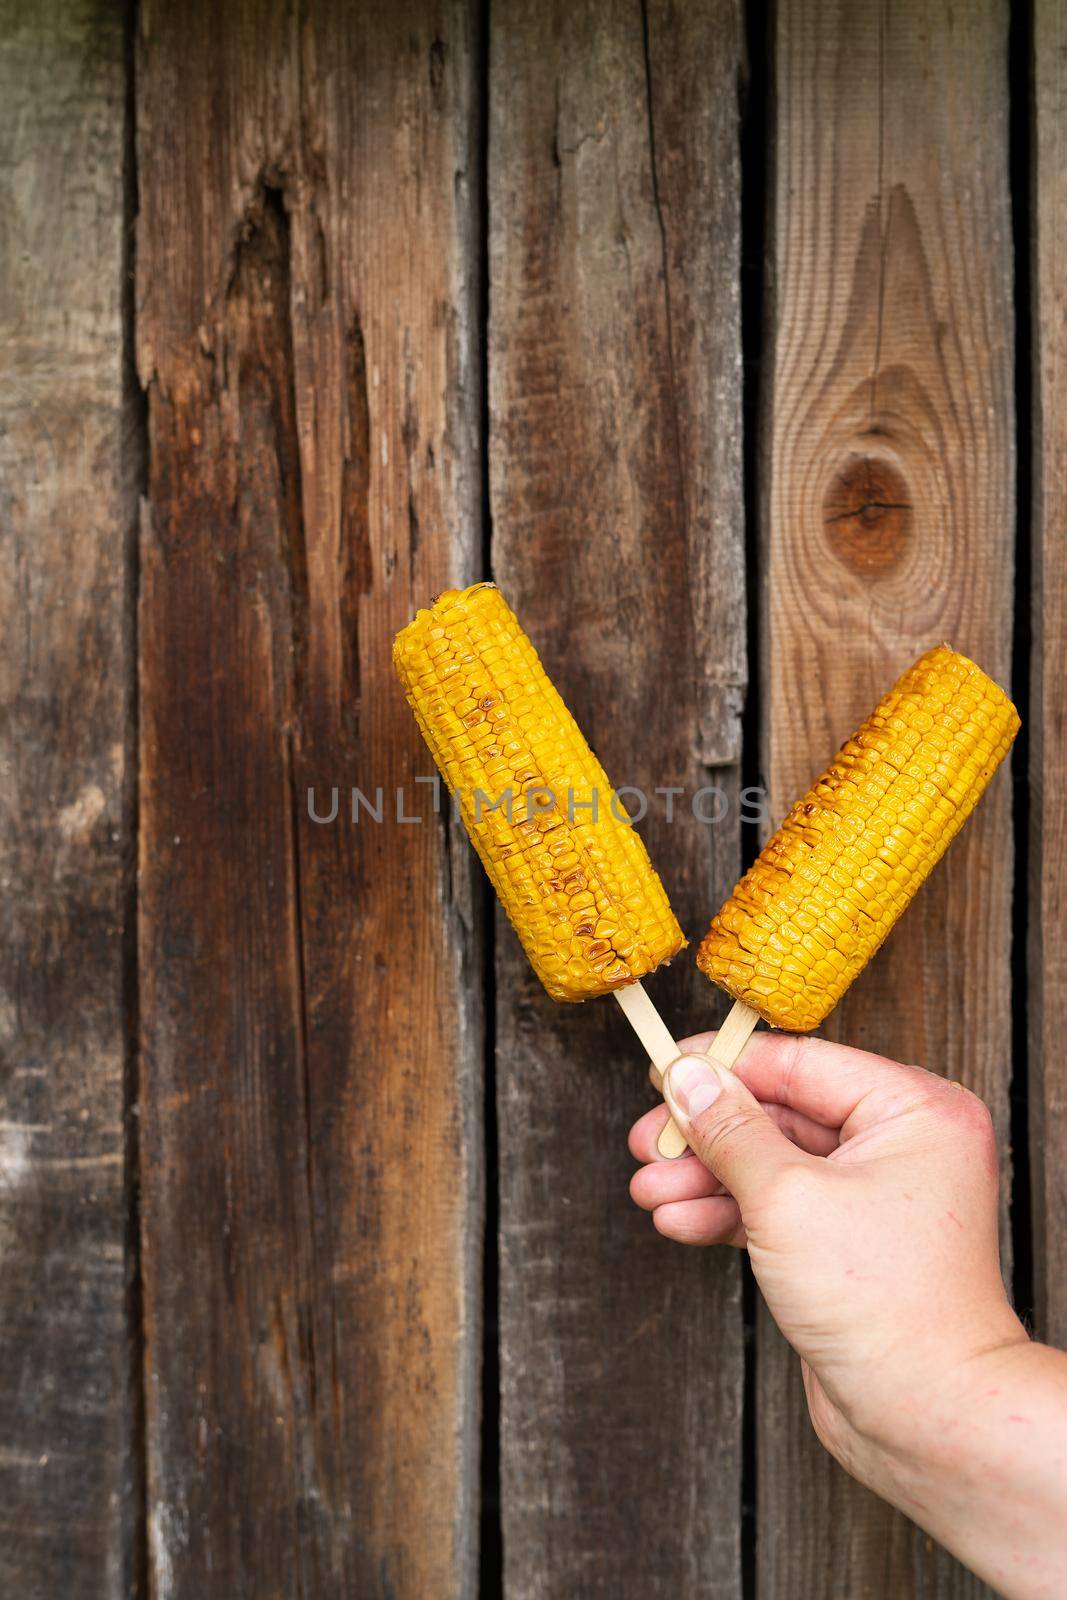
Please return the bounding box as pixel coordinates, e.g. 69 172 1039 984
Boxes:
1 1 1061 1596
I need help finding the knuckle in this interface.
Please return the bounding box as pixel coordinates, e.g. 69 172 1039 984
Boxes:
929 1079 998 1156
960 1086 996 1140
696 1103 762 1160
941 1078 995 1127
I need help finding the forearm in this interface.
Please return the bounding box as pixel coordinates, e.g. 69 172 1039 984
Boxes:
861 1341 1067 1600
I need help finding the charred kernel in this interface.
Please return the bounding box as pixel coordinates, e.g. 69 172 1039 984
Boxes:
697 647 1019 1031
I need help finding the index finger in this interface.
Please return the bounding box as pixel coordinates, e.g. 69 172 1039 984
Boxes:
667 1028 940 1130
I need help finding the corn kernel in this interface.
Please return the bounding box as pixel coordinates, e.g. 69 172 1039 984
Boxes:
697 646 1019 1031
394 583 685 1002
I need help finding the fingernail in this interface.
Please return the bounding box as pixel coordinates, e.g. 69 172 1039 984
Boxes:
665 1054 723 1120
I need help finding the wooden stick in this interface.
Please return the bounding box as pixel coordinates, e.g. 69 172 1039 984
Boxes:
613 982 690 1158
654 998 761 1158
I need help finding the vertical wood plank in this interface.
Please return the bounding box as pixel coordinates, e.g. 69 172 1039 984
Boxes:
1030 0 1067 1351
0 4 135 1594
136 4 482 1594
489 2 746 1593
760 3 1015 1595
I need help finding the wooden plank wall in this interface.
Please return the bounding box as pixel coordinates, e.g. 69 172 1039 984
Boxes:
488 2 746 1595
0 1 1050 1596
135 3 483 1596
760 3 1015 1596
1031 0 1067 1353
0 4 135 1595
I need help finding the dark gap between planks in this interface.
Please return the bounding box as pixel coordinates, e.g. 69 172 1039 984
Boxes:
1007 0 1035 1330
121 0 149 1594
739 0 771 1594
478 0 504 1592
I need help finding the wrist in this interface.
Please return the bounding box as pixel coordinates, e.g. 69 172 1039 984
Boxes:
823 1298 1029 1488
852 1319 1033 1506
850 1338 1067 1600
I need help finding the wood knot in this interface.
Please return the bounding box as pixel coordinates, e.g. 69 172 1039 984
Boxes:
822 456 911 574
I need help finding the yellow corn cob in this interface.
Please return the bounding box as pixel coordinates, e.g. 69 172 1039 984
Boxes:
698 646 1019 1032
393 583 685 1002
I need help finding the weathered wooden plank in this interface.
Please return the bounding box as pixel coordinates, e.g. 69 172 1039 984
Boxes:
0 4 135 1594
759 3 1015 1595
136 4 482 1595
1030 0 1067 1352
489 2 746 1593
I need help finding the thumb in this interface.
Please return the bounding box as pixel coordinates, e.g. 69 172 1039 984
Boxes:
663 1053 807 1210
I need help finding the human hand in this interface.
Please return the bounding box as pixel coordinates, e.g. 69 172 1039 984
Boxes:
628 1032 1028 1485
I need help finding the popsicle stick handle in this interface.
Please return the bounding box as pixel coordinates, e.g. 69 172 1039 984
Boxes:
654 998 761 1158
613 981 689 1158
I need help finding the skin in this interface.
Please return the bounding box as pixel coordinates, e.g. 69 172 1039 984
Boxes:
629 1031 1067 1600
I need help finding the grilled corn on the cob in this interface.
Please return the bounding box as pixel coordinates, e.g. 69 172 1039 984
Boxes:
698 646 1019 1031
394 583 685 1002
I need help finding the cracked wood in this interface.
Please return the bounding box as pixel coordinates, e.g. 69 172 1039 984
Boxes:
0 5 136 1595
489 2 746 1595
759 4 1014 1597
136 4 482 1595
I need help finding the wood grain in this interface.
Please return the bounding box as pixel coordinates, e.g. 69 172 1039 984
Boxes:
760 3 1015 1594
136 3 482 1594
488 2 746 1593
0 4 136 1594
1030 0 1067 1351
